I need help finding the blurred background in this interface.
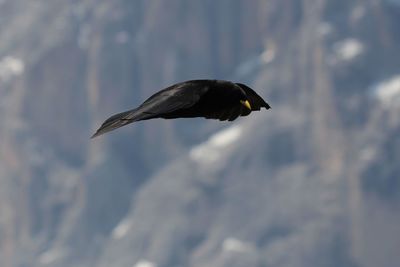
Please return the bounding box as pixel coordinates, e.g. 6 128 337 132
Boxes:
1 0 400 267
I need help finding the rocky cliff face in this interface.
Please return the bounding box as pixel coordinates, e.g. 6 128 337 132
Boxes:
1 1 399 267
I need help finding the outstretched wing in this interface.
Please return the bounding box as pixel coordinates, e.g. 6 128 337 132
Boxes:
137 82 205 116
91 82 209 138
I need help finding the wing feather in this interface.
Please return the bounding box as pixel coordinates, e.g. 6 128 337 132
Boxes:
92 82 209 138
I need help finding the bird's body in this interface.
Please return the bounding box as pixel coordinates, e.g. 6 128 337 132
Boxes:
92 80 270 138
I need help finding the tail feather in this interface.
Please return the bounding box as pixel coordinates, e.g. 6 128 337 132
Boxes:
91 109 138 138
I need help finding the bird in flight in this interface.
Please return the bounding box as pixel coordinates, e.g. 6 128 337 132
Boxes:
91 79 270 138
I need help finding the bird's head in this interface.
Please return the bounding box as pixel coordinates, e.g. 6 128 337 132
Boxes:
235 82 271 111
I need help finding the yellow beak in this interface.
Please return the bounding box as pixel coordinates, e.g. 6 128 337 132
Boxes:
240 100 252 110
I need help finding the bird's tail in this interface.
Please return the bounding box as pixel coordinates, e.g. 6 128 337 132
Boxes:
91 109 139 138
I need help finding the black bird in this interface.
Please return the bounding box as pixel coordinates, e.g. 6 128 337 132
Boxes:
91 79 270 138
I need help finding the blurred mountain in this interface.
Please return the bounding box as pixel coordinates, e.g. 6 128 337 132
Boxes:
0 0 399 267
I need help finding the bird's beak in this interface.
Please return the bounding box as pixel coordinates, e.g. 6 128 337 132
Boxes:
240 100 252 110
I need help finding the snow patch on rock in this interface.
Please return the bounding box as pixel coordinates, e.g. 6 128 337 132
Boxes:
0 56 25 82
39 249 64 265
112 218 132 239
133 260 157 267
374 75 400 107
222 237 254 253
333 38 364 61
190 125 242 164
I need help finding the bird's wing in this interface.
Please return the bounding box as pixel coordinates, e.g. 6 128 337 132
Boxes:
91 109 138 138
136 82 208 116
236 83 271 110
91 83 209 138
